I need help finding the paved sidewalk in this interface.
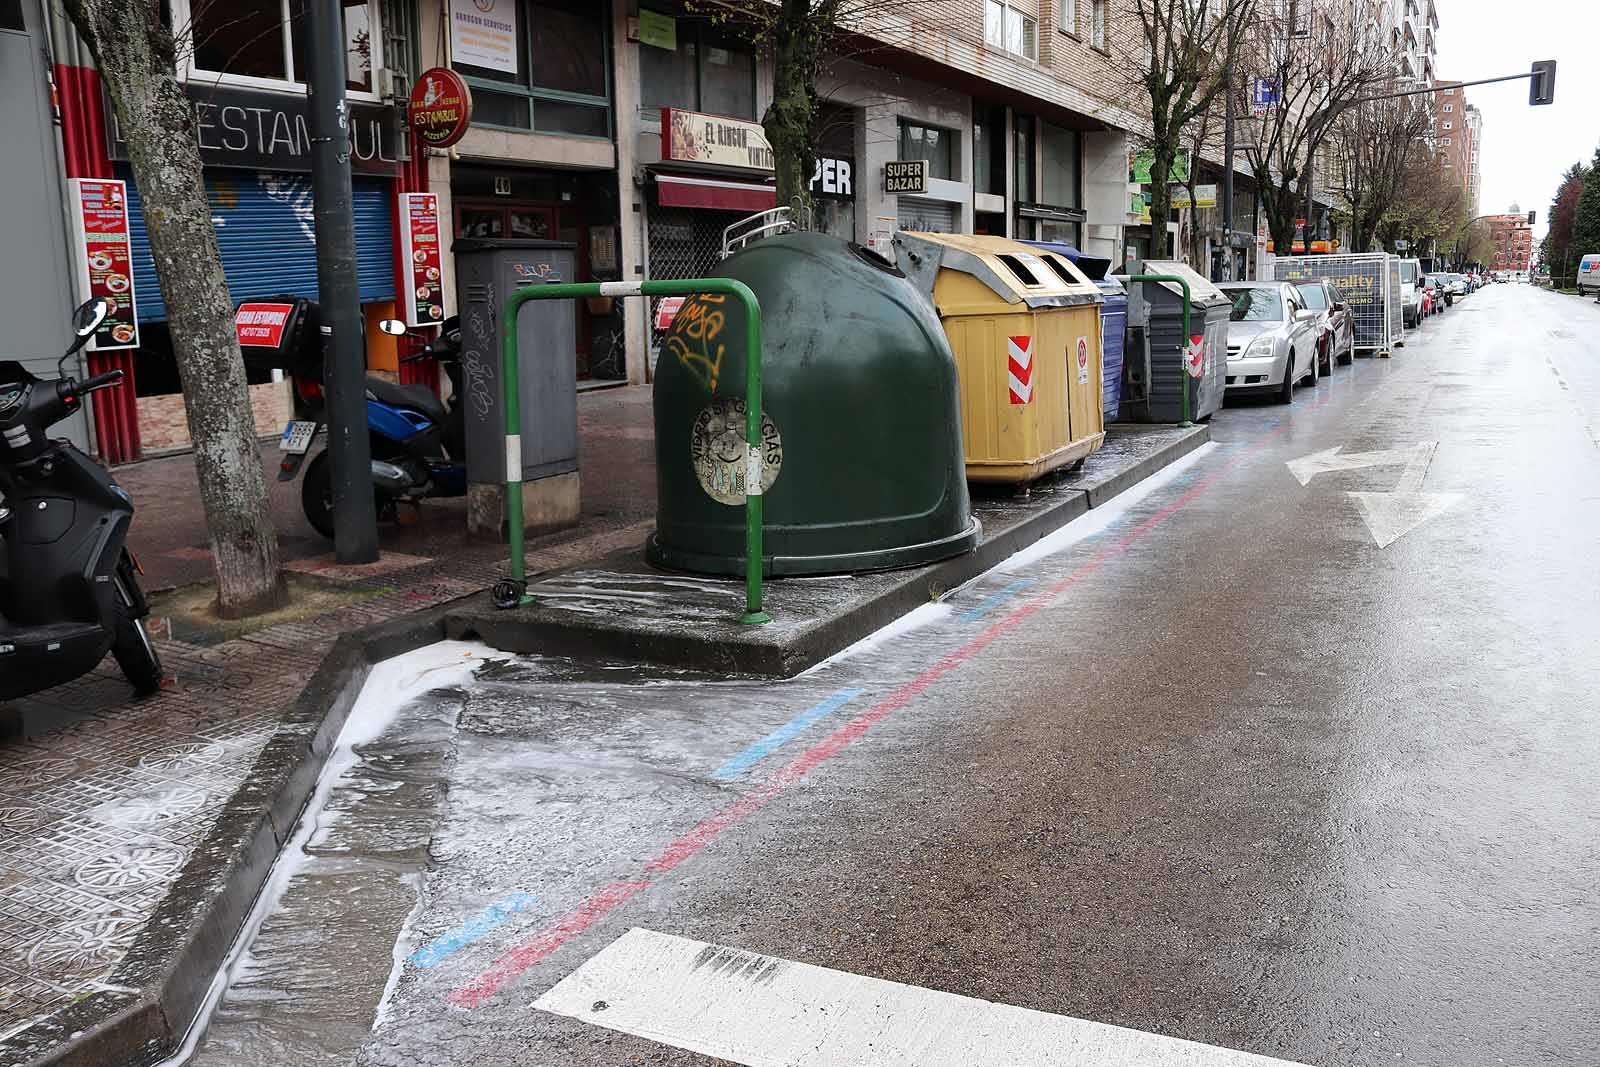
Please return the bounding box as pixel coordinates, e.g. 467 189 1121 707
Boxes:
0 386 655 1056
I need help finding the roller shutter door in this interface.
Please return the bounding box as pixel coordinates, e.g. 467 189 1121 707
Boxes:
120 166 394 321
896 196 957 233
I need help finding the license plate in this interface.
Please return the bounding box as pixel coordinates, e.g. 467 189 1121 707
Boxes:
279 420 317 455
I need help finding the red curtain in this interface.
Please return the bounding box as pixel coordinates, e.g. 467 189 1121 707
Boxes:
55 62 141 465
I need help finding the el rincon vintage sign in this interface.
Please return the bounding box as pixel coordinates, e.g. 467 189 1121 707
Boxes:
662 109 774 171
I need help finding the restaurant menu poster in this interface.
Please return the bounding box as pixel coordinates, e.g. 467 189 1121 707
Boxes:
69 178 140 351
399 193 445 328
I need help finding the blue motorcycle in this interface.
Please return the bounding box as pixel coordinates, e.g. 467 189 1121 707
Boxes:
263 300 466 540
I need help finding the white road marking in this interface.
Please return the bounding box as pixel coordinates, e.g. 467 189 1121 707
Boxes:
1287 442 1459 548
534 929 1313 1067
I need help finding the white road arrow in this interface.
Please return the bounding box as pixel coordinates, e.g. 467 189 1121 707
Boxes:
1287 442 1461 548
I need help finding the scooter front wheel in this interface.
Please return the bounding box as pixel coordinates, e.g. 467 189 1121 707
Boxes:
111 576 163 694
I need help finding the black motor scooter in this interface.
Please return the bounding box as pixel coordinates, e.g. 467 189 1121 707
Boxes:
0 299 162 701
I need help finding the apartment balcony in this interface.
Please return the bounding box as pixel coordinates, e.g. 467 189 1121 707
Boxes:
1425 0 1438 29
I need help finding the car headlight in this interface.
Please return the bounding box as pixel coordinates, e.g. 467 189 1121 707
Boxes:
1244 334 1274 356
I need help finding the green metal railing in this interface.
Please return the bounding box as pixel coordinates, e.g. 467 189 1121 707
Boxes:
499 278 771 625
1127 273 1194 427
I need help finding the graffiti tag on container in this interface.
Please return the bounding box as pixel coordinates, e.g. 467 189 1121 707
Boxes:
690 395 782 506
666 293 728 392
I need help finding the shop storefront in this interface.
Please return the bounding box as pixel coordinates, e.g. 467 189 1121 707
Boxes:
106 83 404 452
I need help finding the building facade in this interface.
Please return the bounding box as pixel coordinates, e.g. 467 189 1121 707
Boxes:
1430 80 1472 200
28 0 1279 462
1464 104 1482 214
1485 212 1533 273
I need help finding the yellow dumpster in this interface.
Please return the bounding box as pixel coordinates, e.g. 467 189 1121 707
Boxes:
894 232 1105 484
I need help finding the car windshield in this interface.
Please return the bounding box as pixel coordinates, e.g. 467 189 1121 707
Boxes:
1228 288 1283 321
1296 283 1328 310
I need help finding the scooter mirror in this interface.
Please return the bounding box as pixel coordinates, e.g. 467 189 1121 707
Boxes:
377 319 408 336
73 298 110 338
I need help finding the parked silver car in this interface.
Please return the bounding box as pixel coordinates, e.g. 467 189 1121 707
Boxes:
1219 281 1323 403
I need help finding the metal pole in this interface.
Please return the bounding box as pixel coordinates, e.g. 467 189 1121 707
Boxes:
499 278 769 623
307 0 377 563
1222 76 1235 281
1128 274 1194 427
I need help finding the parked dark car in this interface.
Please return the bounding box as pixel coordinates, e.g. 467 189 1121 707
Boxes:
1293 278 1354 372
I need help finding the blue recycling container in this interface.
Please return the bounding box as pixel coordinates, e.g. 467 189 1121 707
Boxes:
1023 241 1126 421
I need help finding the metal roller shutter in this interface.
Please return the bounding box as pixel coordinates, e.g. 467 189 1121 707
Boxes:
896 196 957 233
120 166 395 322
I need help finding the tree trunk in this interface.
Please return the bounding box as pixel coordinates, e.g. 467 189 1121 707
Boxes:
1147 139 1176 260
64 0 285 618
762 0 818 229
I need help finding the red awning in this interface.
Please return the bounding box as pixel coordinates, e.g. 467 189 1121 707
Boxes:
655 173 776 212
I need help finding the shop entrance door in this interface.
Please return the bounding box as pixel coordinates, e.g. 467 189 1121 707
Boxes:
455 200 595 376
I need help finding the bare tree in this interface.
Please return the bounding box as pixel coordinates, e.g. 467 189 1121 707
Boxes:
691 0 949 226
1119 0 1257 259
1329 91 1433 252
62 0 285 617
1237 0 1395 256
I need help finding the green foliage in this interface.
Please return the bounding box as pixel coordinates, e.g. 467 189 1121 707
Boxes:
1570 146 1600 269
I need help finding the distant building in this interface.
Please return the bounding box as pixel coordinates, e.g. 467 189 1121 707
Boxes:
1430 80 1472 201
1485 211 1534 272
1465 105 1483 214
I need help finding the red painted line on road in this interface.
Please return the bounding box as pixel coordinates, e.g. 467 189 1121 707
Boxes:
450 408 1319 1009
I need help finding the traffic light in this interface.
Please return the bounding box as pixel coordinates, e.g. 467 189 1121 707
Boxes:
1529 60 1556 106
1527 210 1537 226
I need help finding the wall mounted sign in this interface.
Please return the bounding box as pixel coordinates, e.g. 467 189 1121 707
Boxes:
107 83 401 176
409 68 473 149
638 8 677 50
810 156 855 200
234 302 294 347
884 160 929 195
662 109 774 171
1130 149 1190 184
399 193 445 326
67 179 139 351
450 0 518 73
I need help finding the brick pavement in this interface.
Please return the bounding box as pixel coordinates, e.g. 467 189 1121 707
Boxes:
0 385 656 1051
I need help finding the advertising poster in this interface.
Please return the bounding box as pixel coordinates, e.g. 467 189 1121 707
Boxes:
399 193 445 327
450 0 517 73
234 303 295 347
68 178 140 351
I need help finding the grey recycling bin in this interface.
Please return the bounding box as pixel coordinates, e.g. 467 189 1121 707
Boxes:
453 238 580 538
1121 260 1229 423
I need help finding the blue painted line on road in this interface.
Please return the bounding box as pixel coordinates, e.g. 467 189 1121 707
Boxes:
409 892 540 968
958 578 1036 622
710 688 864 782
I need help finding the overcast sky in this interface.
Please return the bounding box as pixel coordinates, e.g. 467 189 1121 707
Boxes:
1437 0 1600 237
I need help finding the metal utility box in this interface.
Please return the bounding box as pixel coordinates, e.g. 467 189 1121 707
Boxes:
895 232 1106 484
1121 260 1230 423
1021 241 1126 421
650 231 979 577
453 239 578 485
1274 253 1401 356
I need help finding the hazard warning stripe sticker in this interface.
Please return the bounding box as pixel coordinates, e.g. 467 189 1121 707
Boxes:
1007 335 1033 404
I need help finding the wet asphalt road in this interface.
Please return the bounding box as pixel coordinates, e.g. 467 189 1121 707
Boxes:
183 284 1600 1067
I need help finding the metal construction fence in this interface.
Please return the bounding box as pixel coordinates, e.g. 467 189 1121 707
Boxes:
1274 253 1402 356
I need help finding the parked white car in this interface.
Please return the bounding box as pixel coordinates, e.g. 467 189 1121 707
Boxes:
1220 281 1324 404
1399 257 1424 327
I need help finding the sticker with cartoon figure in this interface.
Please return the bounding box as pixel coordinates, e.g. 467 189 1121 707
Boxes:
689 396 782 506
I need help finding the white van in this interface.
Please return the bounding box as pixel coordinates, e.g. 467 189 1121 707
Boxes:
1399 258 1424 326
1578 253 1600 296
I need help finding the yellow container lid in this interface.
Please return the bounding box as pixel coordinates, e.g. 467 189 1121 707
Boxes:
894 232 1103 311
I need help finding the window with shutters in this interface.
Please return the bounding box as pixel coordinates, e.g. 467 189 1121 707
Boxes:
985 0 1039 61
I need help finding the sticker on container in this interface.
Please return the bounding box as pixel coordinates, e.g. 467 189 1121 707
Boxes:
1075 335 1090 386
690 395 782 505
1007 335 1033 405
1184 335 1205 379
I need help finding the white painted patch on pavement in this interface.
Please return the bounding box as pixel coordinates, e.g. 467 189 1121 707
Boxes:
535 928 1312 1067
1287 442 1460 547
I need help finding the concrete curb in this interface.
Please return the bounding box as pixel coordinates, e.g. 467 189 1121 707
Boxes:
448 424 1211 678
7 422 1209 1066
6 606 460 1067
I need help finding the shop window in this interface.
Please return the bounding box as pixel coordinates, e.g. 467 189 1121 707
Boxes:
457 0 611 137
973 105 1006 197
1013 113 1036 203
898 120 957 182
181 0 381 95
1039 121 1079 208
639 12 755 120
